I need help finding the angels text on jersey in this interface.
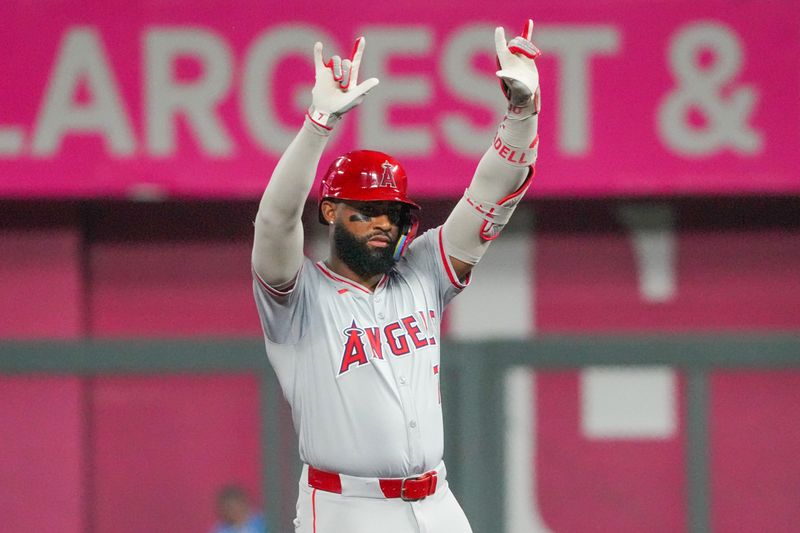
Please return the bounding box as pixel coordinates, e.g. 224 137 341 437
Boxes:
338 309 438 375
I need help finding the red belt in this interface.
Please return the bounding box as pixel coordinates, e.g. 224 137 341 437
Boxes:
307 465 439 501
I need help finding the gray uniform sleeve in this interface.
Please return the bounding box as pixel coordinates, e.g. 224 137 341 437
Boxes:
252 257 315 344
252 119 331 288
402 226 471 312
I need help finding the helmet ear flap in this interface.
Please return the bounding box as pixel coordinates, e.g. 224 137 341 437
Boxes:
393 210 419 260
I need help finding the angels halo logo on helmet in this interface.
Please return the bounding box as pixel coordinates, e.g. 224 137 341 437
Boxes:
319 150 420 260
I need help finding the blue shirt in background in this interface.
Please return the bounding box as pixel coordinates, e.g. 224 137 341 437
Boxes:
210 514 268 533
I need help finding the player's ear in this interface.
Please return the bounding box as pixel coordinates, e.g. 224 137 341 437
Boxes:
320 200 337 225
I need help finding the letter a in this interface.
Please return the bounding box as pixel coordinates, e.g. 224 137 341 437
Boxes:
380 160 397 188
339 321 369 374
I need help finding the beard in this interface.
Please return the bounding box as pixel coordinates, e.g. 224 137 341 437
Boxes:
333 222 398 278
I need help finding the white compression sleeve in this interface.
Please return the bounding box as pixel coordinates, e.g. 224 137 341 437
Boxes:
252 118 331 287
441 105 538 264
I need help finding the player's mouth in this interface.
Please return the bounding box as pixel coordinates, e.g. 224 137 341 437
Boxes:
367 234 391 248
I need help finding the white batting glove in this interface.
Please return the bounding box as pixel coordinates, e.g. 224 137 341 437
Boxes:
306 37 379 130
495 20 541 110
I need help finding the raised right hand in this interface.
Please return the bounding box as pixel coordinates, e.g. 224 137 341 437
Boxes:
307 37 380 130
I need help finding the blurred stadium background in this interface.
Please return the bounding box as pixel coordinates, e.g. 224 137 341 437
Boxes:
1 1 798 532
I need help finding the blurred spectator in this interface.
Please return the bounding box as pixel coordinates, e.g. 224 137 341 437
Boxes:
210 485 268 533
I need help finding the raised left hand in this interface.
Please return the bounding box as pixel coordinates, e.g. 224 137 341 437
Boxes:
495 19 541 108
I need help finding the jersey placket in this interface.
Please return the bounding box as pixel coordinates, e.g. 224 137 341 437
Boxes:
373 282 425 472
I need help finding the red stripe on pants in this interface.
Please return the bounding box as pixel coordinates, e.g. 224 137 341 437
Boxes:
312 488 317 533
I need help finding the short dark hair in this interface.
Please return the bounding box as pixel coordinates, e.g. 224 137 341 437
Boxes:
217 484 248 504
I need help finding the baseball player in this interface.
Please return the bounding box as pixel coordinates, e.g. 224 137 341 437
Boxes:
252 20 541 533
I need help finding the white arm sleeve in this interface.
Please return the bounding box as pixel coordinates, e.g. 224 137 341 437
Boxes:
252 118 332 287
441 109 538 264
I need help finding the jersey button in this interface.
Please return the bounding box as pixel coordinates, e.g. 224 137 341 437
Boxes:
409 420 417 429
399 376 407 385
377 312 385 320
375 297 381 304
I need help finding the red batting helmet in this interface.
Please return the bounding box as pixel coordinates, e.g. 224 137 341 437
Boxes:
318 150 420 223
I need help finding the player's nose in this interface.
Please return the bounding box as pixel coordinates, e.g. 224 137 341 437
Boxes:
371 213 393 230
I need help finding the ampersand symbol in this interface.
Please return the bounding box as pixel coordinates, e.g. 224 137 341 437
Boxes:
658 22 763 156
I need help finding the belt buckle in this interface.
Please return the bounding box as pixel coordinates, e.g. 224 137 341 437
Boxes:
400 471 437 501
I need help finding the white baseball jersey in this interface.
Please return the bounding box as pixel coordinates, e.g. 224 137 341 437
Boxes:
253 227 469 479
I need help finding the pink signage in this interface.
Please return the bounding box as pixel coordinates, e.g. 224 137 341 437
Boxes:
0 0 797 198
